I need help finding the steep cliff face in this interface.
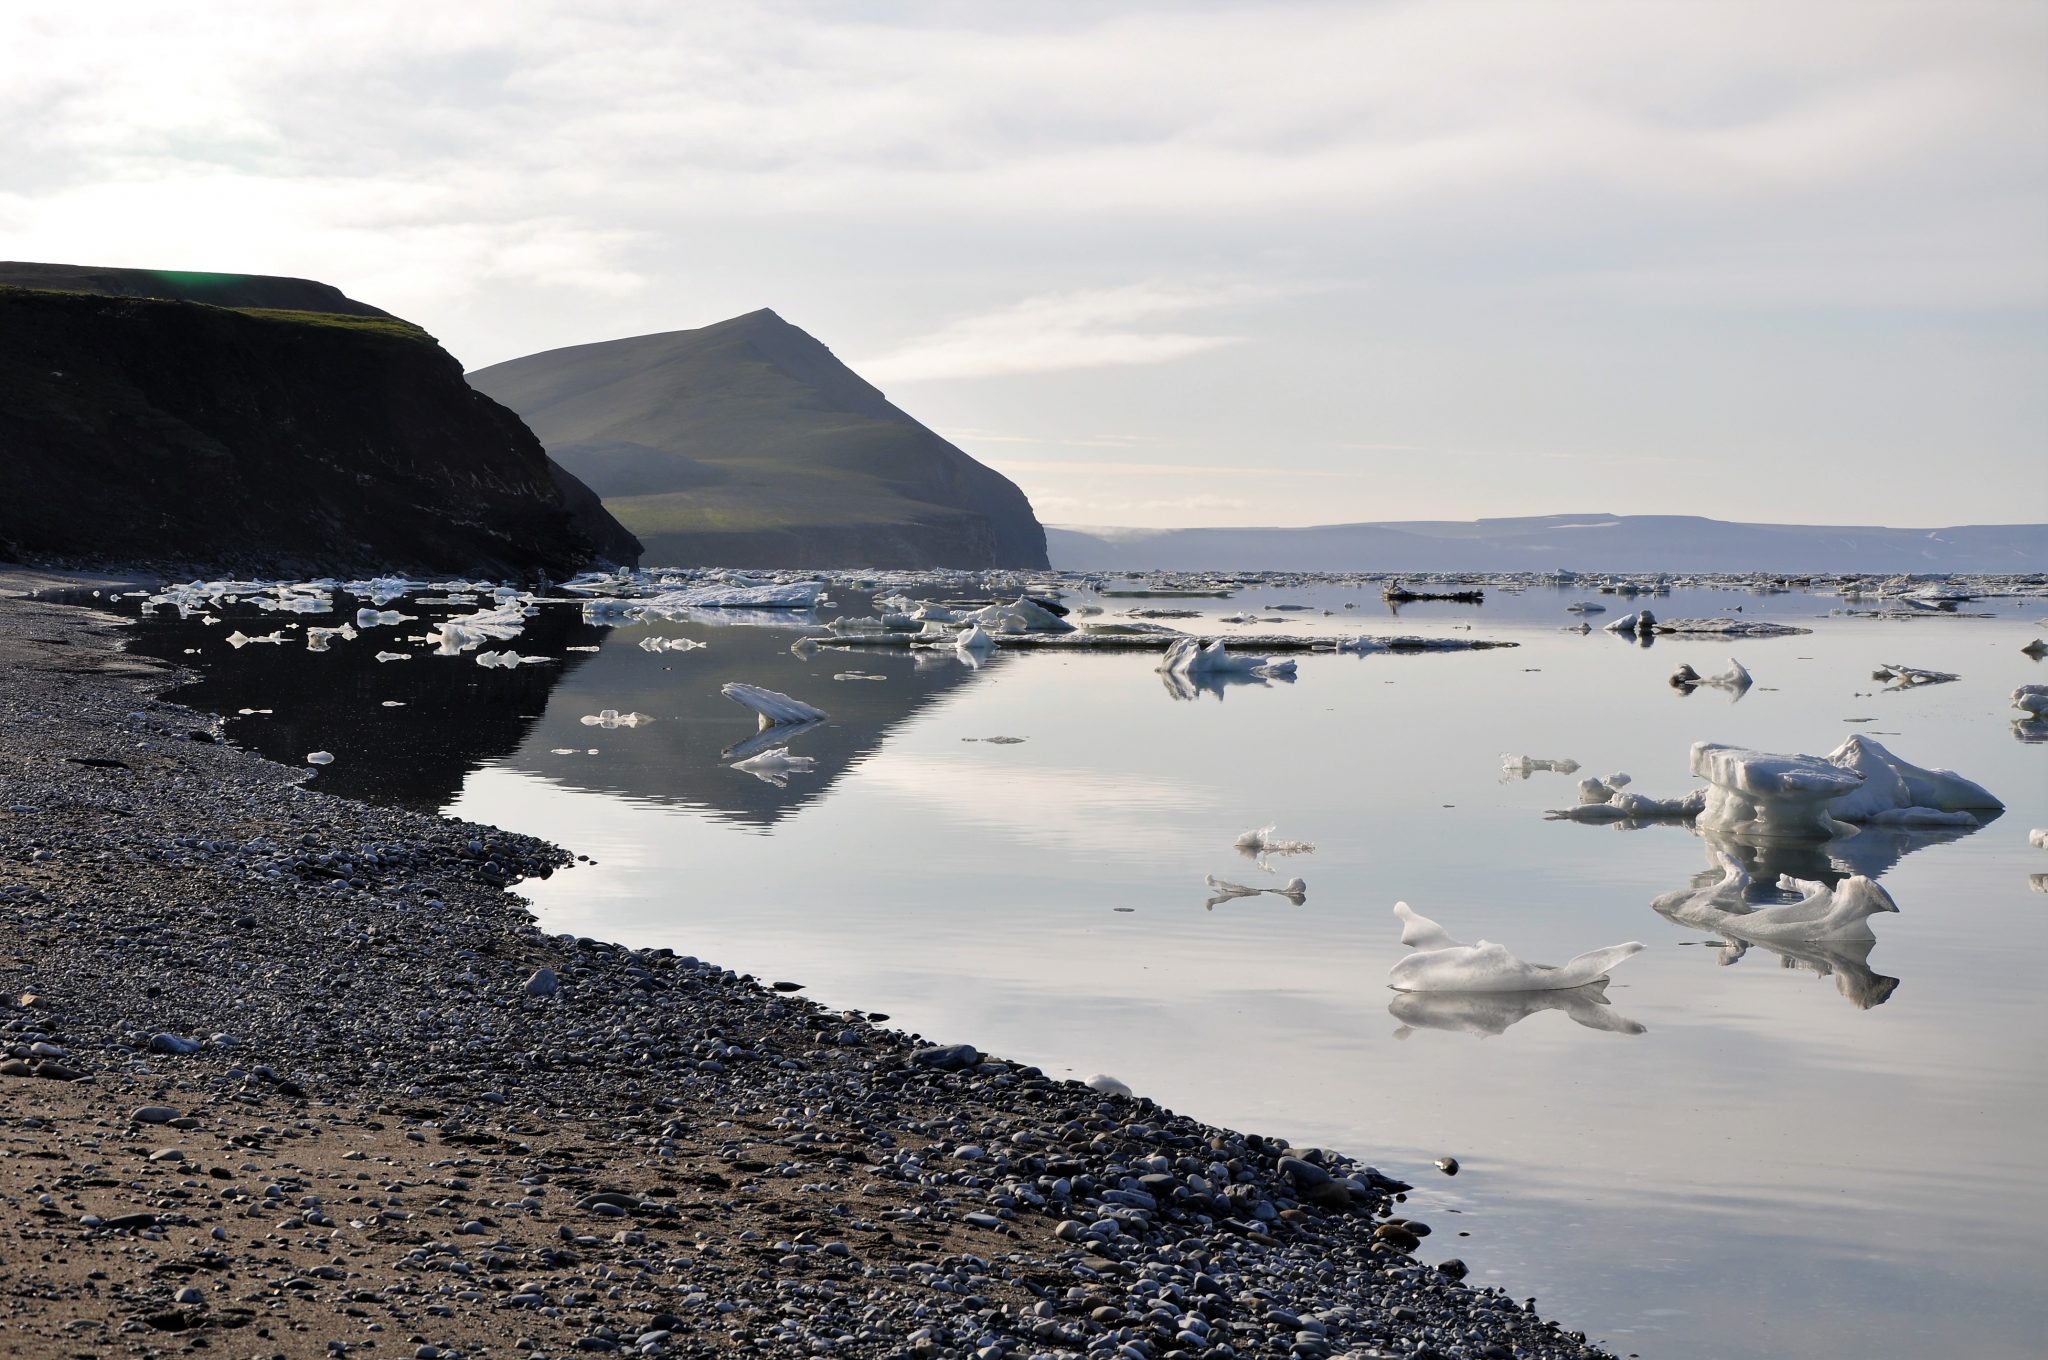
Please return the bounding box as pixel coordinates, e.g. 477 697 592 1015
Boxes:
467 309 1049 570
0 282 639 577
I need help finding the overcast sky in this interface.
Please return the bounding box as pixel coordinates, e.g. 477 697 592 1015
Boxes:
5 1 2042 528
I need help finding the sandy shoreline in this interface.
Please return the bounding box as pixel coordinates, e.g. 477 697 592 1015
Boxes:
0 571 1616 1360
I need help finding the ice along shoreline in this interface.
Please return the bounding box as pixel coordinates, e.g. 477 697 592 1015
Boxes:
0 570 1615 1360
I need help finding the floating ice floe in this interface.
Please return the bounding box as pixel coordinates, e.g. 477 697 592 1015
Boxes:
721 682 828 730
580 709 655 729
475 651 549 669
2013 685 2048 718
1234 825 1316 860
1654 618 1808 637
1669 658 1751 692
1873 663 1958 688
1203 873 1307 907
958 595 1075 634
955 623 997 655
646 581 824 612
225 630 287 648
1390 985 1645 1038
729 747 817 787
834 671 886 682
1388 903 1644 992
638 636 705 653
354 608 417 628
1564 601 1606 614
1651 848 1900 942
305 624 357 652
1501 754 1580 778
428 606 527 656
1604 609 1655 636
1158 637 1292 678
305 751 334 766
2032 829 2048 849
374 651 410 663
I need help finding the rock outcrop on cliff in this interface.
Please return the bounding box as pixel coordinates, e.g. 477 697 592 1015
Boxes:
467 309 1048 570
0 266 639 577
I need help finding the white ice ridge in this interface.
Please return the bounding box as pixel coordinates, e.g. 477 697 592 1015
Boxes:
2014 685 2048 718
1235 825 1315 858
1158 638 1294 678
721 682 828 730
580 709 655 729
1501 754 1580 778
1387 903 1644 993
1651 849 1900 942
729 747 816 787
428 605 528 656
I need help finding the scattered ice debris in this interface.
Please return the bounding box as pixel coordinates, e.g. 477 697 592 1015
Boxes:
354 608 416 628
721 682 828 730
647 581 824 611
1085 1074 1133 1099
1873 663 1958 688
1500 754 1580 779
224 630 287 648
1234 825 1316 860
1652 848 1900 942
1603 609 1655 636
638 636 705 652
305 752 334 766
1387 902 1644 992
729 747 817 787
1391 985 1645 1038
305 624 357 652
579 709 655 729
475 651 549 669
374 651 410 662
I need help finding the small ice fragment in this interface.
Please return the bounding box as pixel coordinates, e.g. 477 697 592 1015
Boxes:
1086 1074 1133 1099
1387 902 1644 992
2012 684 2047 718
306 752 334 766
579 709 655 729
955 623 997 654
566 645 602 653
380 701 405 708
550 748 578 755
1204 873 1262 899
1234 825 1316 858
721 683 827 730
2032 829 2048 850
729 747 818 787
833 671 887 682
354 608 416 628
1501 754 1580 778
374 651 410 663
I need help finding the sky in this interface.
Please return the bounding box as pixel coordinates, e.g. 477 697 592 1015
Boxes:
3 0 2043 529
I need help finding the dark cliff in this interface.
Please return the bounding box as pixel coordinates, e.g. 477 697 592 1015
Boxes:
466 309 1049 570
0 278 640 577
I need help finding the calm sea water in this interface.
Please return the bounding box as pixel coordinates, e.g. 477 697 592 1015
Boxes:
101 578 2048 1360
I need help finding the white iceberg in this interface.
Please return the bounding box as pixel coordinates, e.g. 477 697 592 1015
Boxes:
306 751 334 766
722 682 828 729
2013 684 2048 718
645 581 824 612
1690 743 1872 839
1821 735 2001 824
428 606 527 656
2032 829 2047 850
960 595 1074 634
1235 825 1315 859
1159 637 1286 677
955 623 997 655
374 650 410 663
1388 903 1644 992
1086 1074 1133 1099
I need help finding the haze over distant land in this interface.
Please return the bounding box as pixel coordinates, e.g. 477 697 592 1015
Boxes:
7 4 2037 531
468 311 1048 570
1048 515 2048 575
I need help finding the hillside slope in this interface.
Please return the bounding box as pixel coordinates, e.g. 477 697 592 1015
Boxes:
467 310 1048 570
1048 514 2048 574
0 281 639 576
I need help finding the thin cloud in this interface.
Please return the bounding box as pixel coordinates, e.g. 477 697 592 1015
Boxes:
858 283 1251 381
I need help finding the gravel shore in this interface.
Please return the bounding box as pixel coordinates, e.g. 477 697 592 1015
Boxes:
0 573 1618 1360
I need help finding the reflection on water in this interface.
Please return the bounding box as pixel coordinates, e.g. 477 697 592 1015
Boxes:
81 577 2048 1360
1389 981 1647 1038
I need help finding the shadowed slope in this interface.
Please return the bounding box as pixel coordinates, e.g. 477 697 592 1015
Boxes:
468 310 1048 570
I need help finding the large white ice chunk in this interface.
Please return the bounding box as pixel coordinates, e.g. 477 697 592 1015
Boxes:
647 582 824 612
428 606 527 656
1690 743 1868 839
1387 903 1643 992
2014 684 2048 718
721 682 828 729
1822 734 2001 823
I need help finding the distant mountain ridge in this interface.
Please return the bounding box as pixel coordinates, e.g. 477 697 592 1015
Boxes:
0 263 638 576
467 310 1049 570
1048 514 2048 574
